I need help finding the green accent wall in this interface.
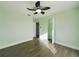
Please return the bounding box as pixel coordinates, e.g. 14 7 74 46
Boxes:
48 18 52 41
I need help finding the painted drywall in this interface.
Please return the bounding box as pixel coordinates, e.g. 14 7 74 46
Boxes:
39 7 79 50
39 15 54 43
0 2 34 49
54 7 79 50
48 18 52 40
39 17 48 35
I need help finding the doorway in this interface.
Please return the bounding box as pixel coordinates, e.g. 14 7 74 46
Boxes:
36 22 39 38
34 17 54 43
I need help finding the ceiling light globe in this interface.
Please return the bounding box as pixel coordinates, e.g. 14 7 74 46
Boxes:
36 9 41 13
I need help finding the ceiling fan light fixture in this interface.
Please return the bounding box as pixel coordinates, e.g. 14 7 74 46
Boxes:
36 9 41 13
41 11 45 14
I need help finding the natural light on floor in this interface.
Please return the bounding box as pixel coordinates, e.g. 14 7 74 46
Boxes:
40 30 54 42
39 31 57 54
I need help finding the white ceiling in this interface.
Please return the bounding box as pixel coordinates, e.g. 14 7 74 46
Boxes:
0 1 79 17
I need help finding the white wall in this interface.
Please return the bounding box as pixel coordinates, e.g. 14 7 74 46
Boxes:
0 2 34 49
1 2 79 50
39 16 54 42
54 7 79 50
39 7 79 50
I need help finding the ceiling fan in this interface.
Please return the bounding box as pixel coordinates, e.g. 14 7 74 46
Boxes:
27 1 51 15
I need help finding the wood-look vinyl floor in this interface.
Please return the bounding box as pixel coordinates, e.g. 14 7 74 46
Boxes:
0 38 79 57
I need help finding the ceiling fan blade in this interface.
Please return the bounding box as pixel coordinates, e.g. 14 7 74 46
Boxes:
41 7 50 10
34 12 38 15
41 11 45 14
35 1 40 7
27 8 36 11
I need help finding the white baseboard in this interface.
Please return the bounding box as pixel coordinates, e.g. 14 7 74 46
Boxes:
0 38 32 50
55 41 79 51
